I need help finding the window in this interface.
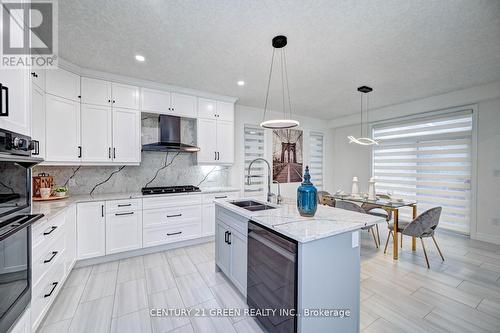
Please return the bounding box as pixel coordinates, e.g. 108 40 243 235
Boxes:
244 125 265 194
309 131 324 190
372 111 473 234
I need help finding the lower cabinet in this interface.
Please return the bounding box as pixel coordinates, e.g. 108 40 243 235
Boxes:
216 221 231 275
77 201 105 259
106 210 142 254
64 205 77 273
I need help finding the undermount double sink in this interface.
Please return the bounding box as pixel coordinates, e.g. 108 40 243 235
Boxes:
230 200 276 212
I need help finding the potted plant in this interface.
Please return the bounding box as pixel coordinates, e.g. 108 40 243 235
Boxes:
53 186 69 197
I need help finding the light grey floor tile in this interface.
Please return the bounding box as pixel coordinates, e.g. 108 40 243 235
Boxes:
113 278 148 317
164 247 187 259
80 270 117 303
91 261 119 275
363 318 402 333
185 244 214 264
210 282 247 323
189 299 236 333
175 273 214 307
233 318 266 333
68 296 114 333
145 264 176 294
143 252 169 269
148 288 190 333
44 285 85 324
117 256 145 283
39 319 71 333
196 261 226 287
63 266 92 288
111 309 152 333
168 324 195 333
169 255 197 277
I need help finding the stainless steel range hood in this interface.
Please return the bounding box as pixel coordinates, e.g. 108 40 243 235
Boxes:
141 115 200 153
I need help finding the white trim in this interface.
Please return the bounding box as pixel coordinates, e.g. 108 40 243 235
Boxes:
474 232 500 245
469 105 479 240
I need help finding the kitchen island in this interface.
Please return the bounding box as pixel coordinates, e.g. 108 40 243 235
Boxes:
214 199 384 333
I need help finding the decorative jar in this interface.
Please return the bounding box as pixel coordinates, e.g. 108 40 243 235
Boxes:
297 166 318 217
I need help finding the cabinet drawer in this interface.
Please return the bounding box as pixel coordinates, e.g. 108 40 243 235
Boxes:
143 194 201 210
106 198 142 213
143 221 201 248
143 205 201 227
202 192 239 204
32 230 65 286
32 212 66 251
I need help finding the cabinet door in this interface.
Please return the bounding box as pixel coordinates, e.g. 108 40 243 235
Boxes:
45 68 80 101
216 101 234 122
197 98 217 120
202 204 215 236
171 92 196 118
81 77 111 106
197 118 217 163
216 221 230 275
0 68 31 136
64 205 77 273
77 202 105 259
112 107 140 163
31 85 45 159
112 83 139 109
31 67 46 91
141 88 171 114
106 211 142 254
45 95 81 162
229 230 247 295
216 120 234 164
81 104 112 162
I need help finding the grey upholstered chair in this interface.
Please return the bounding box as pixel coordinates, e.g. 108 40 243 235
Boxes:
383 206 444 268
335 201 380 248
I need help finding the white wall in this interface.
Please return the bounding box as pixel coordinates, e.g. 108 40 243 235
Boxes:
231 105 333 200
327 81 500 244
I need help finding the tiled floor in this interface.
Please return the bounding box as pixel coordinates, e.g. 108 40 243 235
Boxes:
38 228 500 333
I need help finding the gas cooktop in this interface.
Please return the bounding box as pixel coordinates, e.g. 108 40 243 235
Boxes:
141 185 201 195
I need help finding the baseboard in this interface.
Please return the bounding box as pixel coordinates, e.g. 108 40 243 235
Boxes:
472 232 500 245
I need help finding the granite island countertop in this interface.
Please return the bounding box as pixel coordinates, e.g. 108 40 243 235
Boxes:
214 198 385 243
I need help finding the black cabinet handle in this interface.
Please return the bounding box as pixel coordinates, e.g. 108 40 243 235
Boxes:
44 282 58 298
215 195 227 199
101 205 104 217
217 152 220 160
108 147 111 159
78 146 82 158
214 151 217 160
32 140 40 155
224 231 228 243
108 99 111 103
113 148 116 159
167 231 182 236
167 214 182 218
43 226 57 235
0 84 9 117
44 251 58 263
113 100 115 103
227 231 232 245
118 203 132 207
115 212 134 216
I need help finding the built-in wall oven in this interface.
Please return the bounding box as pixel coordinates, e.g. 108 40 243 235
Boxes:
247 221 298 333
0 128 43 332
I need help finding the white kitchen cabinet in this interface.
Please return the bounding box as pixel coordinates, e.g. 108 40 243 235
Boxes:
216 101 234 122
64 205 77 273
171 92 196 118
197 118 234 164
198 98 234 122
31 67 46 91
80 77 111 106
106 210 142 254
112 107 141 163
45 68 80 102
202 204 216 236
81 104 112 162
229 229 247 294
112 83 139 109
0 67 31 136
31 85 45 159
216 221 231 276
45 94 81 162
141 88 171 114
77 202 105 259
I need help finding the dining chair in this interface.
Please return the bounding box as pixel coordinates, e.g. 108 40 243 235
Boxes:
335 201 379 248
383 207 444 268
317 191 335 207
360 202 390 246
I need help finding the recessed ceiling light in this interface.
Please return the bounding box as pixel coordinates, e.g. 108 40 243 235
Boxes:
237 80 245 86
135 54 145 62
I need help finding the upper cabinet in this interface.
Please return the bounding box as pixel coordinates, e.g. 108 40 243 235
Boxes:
198 98 234 122
141 88 196 118
0 67 31 136
45 68 81 102
81 78 139 110
112 83 139 109
30 68 46 91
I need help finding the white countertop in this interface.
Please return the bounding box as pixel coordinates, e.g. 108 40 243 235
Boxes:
214 198 385 243
32 186 240 221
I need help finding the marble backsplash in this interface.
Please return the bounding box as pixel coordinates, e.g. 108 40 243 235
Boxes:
33 115 231 195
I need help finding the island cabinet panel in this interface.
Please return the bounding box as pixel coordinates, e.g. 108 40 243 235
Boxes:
216 221 231 276
229 229 247 294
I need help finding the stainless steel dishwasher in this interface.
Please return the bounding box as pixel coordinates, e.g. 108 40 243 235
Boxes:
247 221 298 333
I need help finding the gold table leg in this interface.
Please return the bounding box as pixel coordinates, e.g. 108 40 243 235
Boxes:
393 209 399 259
412 205 417 251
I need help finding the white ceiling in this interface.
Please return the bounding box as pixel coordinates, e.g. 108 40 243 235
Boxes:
59 0 500 120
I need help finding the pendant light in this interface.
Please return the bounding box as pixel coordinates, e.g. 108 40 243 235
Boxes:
347 86 380 146
260 35 300 129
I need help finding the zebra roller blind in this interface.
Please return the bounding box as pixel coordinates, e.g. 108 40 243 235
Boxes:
372 111 473 233
309 132 324 190
244 125 265 194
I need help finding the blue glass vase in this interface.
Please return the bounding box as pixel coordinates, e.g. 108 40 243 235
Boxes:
297 166 318 217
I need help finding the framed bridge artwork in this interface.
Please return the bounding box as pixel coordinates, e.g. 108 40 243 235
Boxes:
272 128 303 183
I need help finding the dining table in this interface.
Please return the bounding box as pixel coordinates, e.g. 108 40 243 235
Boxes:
332 194 417 260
